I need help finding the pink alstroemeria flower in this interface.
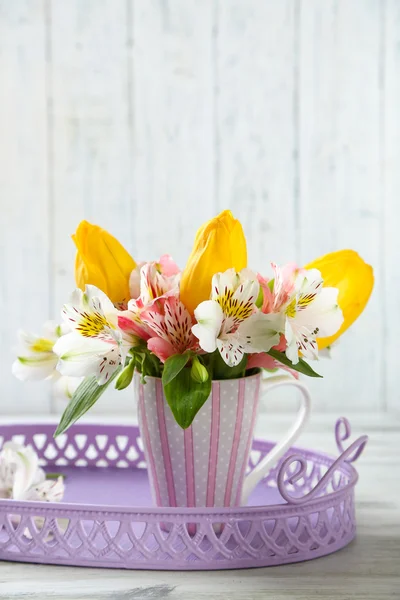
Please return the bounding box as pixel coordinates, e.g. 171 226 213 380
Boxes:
129 255 180 300
119 257 181 345
141 296 197 362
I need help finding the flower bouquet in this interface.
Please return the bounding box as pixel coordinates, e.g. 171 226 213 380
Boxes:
12 210 373 509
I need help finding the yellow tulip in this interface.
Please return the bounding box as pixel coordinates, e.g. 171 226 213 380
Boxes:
305 249 374 349
180 210 247 313
72 221 136 304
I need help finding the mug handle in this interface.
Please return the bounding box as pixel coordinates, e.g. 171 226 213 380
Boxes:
240 374 311 505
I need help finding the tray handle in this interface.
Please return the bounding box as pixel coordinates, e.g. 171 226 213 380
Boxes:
277 417 368 505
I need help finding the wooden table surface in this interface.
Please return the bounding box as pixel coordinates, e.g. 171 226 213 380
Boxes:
0 413 398 600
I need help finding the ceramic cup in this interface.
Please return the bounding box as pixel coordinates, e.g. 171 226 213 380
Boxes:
136 371 311 509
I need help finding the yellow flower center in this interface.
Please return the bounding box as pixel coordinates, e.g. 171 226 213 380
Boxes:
217 290 254 322
285 293 316 319
30 338 54 353
298 294 316 310
76 312 111 337
285 299 297 318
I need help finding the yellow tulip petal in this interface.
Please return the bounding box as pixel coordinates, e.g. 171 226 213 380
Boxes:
180 210 247 314
305 249 374 349
72 221 136 304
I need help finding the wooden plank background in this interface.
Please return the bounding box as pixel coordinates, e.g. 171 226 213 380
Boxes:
0 0 396 415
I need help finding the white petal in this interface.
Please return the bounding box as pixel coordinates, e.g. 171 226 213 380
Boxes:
294 286 343 337
12 355 58 382
129 264 143 299
26 476 65 503
237 312 282 353
54 332 120 381
62 286 117 331
94 345 123 385
192 324 217 353
10 445 40 500
56 355 102 379
239 268 259 282
232 277 260 309
84 284 117 316
53 375 84 400
32 467 46 487
53 332 112 358
211 269 237 301
296 268 323 296
43 321 71 339
300 337 319 361
285 321 300 365
193 301 224 353
216 334 245 367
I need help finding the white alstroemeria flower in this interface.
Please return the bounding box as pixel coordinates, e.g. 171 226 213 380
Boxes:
192 269 282 367
54 285 130 385
282 268 344 365
25 477 65 503
0 442 40 499
12 322 70 382
12 322 82 400
0 442 65 502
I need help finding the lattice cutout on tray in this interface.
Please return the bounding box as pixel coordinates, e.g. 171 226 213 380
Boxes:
0 424 146 469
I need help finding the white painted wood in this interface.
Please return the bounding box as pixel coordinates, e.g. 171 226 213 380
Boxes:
298 1 384 411
131 0 216 267
216 0 299 272
0 1 51 414
383 1 400 414
0 1 397 415
0 412 398 599
48 0 134 415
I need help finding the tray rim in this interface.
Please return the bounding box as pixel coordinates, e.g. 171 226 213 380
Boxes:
0 421 358 517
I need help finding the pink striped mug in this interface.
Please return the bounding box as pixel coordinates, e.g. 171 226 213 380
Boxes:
135 370 311 509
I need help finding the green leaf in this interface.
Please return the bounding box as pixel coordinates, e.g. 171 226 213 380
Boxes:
46 472 65 480
211 350 248 380
255 285 264 308
164 367 212 429
267 349 322 378
162 353 192 386
115 358 135 390
54 369 121 437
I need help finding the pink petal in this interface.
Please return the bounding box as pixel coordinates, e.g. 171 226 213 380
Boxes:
158 254 180 276
141 295 197 355
257 274 274 314
274 334 287 352
271 262 305 310
247 352 299 379
247 353 277 370
147 337 176 363
118 313 152 341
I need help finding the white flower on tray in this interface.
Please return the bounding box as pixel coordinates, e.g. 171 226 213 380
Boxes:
0 442 64 502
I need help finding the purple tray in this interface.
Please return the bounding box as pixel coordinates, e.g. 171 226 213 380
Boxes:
0 419 367 570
